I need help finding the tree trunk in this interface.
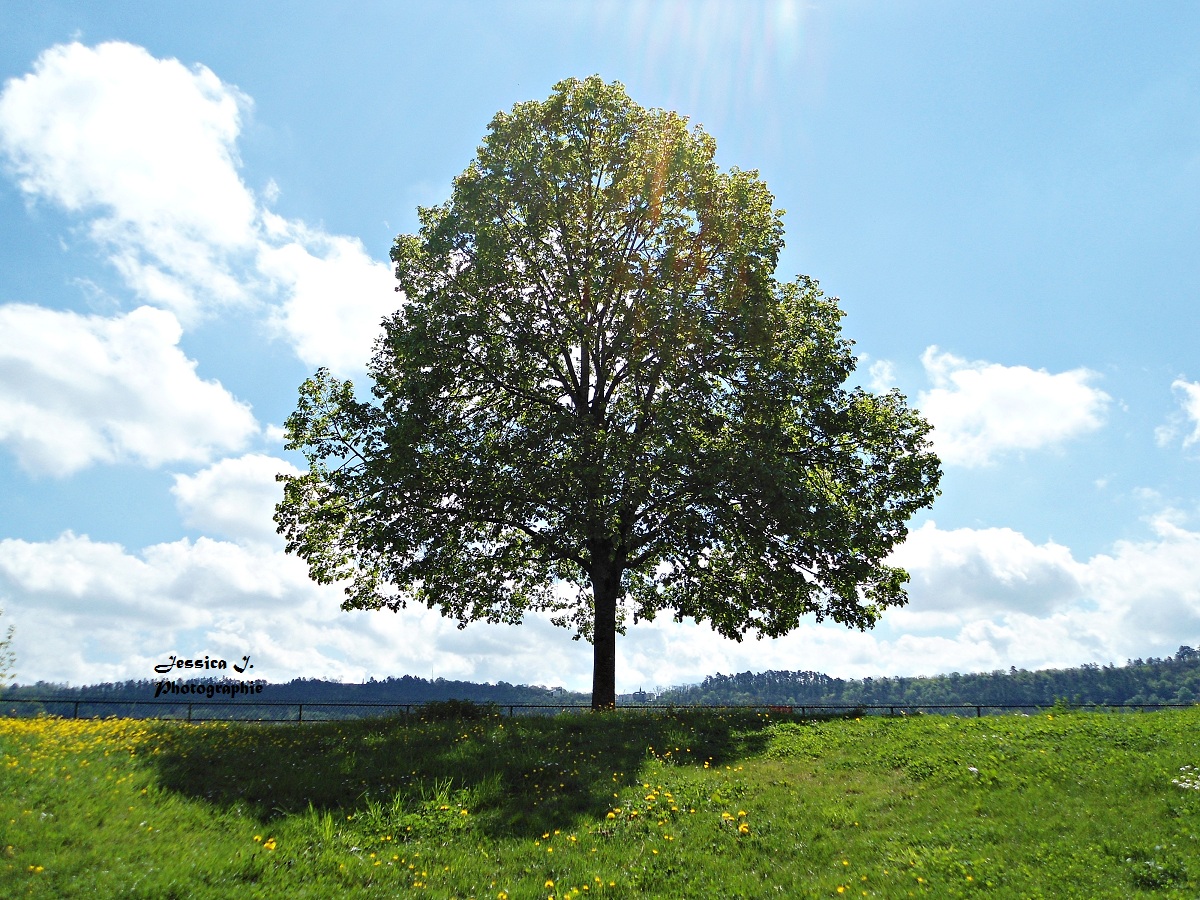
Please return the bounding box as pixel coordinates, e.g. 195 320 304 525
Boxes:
591 565 620 710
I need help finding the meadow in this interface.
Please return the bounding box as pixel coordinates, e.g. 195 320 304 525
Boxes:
1 704 1198 898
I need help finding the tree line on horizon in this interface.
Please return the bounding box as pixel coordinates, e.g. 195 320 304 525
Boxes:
3 649 1199 711
0 674 586 709
653 647 1200 708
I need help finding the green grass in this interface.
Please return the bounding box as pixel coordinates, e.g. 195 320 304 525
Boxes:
2 705 1199 898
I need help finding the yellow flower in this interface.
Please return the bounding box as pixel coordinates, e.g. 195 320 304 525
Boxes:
738 823 750 834
545 879 555 888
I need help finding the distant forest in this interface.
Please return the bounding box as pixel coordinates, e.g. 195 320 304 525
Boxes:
3 648 1199 711
653 647 1200 708
0 675 589 708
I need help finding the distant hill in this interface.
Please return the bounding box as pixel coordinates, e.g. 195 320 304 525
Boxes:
4 648 1199 711
0 674 589 708
653 646 1200 708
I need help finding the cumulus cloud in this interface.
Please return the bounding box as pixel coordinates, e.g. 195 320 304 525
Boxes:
0 40 397 372
918 346 1110 467
866 359 897 393
258 214 397 374
888 520 1084 617
171 454 300 546
0 532 322 684
875 515 1200 673
0 531 598 688
1159 378 1200 449
1082 515 1200 646
0 41 258 320
2 514 1198 689
0 304 258 475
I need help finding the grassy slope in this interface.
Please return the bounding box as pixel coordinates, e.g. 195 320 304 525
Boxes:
1 707 1198 898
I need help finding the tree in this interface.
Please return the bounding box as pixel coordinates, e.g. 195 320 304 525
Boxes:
0 606 14 688
276 76 941 709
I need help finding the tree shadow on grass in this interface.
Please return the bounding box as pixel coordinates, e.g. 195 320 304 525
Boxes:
146 708 774 838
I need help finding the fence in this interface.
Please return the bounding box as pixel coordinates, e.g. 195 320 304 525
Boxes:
0 696 1195 724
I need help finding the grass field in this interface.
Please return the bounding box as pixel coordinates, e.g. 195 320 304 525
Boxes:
2 704 1198 898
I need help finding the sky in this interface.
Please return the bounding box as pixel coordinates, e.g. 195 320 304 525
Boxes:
1 0 1198 692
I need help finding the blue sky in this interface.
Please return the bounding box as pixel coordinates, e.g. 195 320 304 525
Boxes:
1 1 1198 691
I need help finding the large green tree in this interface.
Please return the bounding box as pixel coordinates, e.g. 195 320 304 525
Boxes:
276 77 941 709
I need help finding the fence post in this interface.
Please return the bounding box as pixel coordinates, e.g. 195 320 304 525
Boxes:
976 705 981 718
298 704 304 723
73 700 79 719
187 703 192 723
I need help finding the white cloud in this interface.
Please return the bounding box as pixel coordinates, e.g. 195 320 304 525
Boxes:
1082 515 1200 646
0 532 316 684
888 520 1084 617
918 346 1110 467
866 359 896 393
0 304 258 476
171 454 300 546
1166 378 1200 448
0 41 258 320
871 515 1200 674
3 513 1198 690
258 214 397 375
0 41 398 374
0 531 599 688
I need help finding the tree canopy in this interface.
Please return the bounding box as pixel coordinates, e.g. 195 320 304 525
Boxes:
275 76 942 708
